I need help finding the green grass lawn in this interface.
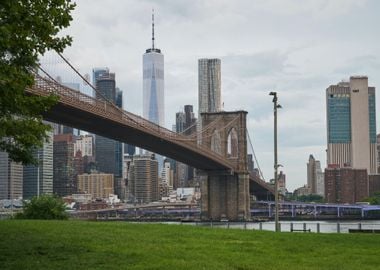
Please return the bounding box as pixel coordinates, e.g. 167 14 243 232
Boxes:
0 220 379 269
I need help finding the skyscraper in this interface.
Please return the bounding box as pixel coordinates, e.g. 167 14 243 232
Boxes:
307 155 324 196
94 69 123 179
184 105 197 133
23 129 53 199
176 105 197 134
175 111 185 133
53 134 75 197
92 67 110 100
117 86 136 157
326 76 377 174
198 58 221 137
143 10 164 127
0 151 23 200
173 105 197 188
96 72 116 103
124 144 136 156
198 58 221 114
116 87 123 109
92 67 109 86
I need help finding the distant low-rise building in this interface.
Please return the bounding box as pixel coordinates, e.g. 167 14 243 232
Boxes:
71 193 92 203
293 185 310 197
278 171 287 195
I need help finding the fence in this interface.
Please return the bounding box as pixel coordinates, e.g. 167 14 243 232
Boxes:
191 221 380 234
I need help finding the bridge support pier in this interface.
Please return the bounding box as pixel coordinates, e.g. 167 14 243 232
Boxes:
198 110 251 221
200 171 250 221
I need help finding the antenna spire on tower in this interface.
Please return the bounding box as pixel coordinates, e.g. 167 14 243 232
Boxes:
152 9 155 49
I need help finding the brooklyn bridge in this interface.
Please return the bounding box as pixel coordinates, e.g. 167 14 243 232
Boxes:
26 54 274 221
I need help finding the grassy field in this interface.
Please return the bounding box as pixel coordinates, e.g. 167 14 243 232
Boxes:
0 220 379 269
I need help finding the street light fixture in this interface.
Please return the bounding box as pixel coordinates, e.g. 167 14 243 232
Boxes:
269 91 281 232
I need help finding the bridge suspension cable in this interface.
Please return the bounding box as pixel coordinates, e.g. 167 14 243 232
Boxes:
246 129 265 181
179 115 221 138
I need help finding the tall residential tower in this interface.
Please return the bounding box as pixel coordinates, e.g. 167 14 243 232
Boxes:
326 76 377 174
198 58 221 115
198 58 221 138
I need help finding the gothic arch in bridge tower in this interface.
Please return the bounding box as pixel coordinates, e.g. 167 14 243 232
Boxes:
210 129 222 155
227 127 238 158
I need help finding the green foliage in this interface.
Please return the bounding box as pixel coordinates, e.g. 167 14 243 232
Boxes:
16 195 68 220
362 192 380 205
1 221 380 269
294 194 324 203
0 0 76 165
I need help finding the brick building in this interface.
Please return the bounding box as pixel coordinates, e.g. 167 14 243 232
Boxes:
324 167 368 203
369 174 380 196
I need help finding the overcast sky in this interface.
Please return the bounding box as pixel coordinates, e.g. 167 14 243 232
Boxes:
51 0 380 191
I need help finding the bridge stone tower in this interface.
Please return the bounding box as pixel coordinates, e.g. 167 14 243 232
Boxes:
199 111 250 221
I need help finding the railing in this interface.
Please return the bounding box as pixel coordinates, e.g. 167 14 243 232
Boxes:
195 221 380 234
26 74 236 170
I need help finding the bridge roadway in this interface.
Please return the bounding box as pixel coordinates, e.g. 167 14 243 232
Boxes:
26 74 274 196
252 201 380 218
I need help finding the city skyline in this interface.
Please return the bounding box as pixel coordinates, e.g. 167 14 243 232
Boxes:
57 0 380 190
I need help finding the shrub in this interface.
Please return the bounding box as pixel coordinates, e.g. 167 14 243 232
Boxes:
16 195 68 220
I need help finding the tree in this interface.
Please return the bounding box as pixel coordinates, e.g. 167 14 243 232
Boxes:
16 195 68 220
295 194 324 203
0 0 76 165
362 192 380 205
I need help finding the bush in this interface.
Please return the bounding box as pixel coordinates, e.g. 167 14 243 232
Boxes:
16 195 68 220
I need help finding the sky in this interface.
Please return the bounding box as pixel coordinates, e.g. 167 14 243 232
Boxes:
51 0 380 191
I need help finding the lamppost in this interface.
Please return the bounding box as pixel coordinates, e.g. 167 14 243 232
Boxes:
269 91 281 232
